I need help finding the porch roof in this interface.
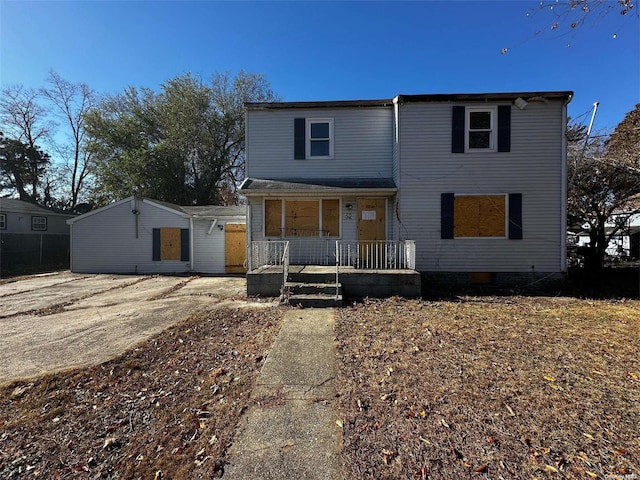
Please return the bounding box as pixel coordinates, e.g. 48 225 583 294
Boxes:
239 178 397 196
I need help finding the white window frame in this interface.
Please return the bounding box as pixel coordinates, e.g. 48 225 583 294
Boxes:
0 213 6 230
306 118 334 159
466 107 496 152
453 193 508 239
263 198 342 238
31 215 47 231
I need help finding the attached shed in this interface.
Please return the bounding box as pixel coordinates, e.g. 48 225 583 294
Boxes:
67 197 246 274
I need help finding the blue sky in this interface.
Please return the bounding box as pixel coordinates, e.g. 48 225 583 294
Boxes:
1 1 638 130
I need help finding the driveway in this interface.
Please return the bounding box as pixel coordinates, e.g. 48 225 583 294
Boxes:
0 272 271 385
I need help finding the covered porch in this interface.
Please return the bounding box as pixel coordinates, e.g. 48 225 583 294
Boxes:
246 240 421 299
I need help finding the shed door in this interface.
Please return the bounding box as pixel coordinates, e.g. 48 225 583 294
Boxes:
358 198 386 241
225 224 247 273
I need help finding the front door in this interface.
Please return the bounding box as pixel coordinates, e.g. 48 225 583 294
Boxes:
358 198 386 241
225 224 247 273
357 198 386 268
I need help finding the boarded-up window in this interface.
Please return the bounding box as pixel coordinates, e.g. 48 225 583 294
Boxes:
454 195 505 238
265 199 282 237
152 228 189 261
284 200 319 236
322 199 339 237
264 199 340 237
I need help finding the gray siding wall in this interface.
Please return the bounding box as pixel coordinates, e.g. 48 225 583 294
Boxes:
3 211 71 234
398 100 566 273
191 217 245 274
71 200 190 274
246 107 393 179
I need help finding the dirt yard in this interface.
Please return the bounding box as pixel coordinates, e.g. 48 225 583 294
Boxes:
336 297 640 479
0 272 270 384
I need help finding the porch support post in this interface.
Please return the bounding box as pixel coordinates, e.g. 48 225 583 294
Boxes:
246 201 252 271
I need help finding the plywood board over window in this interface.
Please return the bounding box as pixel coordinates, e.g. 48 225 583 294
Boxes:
322 199 339 237
160 228 182 260
152 228 189 261
454 195 505 238
265 199 282 237
285 200 319 236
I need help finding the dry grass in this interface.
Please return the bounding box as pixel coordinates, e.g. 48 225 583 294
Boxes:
0 306 282 479
336 296 640 479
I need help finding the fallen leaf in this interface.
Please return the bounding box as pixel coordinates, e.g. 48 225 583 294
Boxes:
543 375 556 382
382 449 394 464
474 464 487 473
544 464 558 473
505 404 515 416
440 418 450 428
418 436 431 445
586 471 598 478
335 419 343 429
614 447 627 456
582 433 594 440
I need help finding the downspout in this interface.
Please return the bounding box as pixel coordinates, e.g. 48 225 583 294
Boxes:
560 93 574 273
393 95 401 241
69 223 73 272
246 202 252 271
189 217 194 272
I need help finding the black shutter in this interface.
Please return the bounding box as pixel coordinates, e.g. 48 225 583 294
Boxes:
180 228 190 261
441 193 455 239
152 228 161 261
451 106 465 153
498 105 511 152
508 193 522 239
294 118 306 159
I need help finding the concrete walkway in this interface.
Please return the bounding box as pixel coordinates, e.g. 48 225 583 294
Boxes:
224 309 341 479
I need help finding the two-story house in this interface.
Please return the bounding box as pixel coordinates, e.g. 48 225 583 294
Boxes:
240 91 572 299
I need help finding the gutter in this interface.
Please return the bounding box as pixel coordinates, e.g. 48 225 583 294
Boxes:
560 93 574 272
189 217 194 272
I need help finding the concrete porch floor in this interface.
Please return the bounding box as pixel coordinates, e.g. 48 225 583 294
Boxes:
247 265 421 299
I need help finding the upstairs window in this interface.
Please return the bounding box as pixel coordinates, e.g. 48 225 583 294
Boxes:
0 213 5 230
294 118 334 159
31 216 47 231
467 108 495 150
452 105 511 153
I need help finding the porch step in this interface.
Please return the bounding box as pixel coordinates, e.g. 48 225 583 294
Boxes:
287 293 343 308
288 270 336 284
287 282 342 295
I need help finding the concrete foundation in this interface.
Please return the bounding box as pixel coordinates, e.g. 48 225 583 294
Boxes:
247 265 421 299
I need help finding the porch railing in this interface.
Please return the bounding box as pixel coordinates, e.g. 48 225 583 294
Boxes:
250 241 289 271
335 240 416 270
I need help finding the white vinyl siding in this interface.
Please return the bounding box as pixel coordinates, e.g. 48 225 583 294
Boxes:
70 200 190 274
191 217 245 274
246 107 393 179
397 100 565 272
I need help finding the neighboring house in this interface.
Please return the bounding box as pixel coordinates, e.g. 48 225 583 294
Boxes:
68 197 246 274
240 91 572 290
0 198 75 274
576 211 640 259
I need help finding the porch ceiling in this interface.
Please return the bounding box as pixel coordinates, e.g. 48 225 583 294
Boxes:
239 178 397 196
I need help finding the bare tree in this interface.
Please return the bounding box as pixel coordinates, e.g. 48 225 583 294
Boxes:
0 85 53 149
41 71 97 210
502 0 636 54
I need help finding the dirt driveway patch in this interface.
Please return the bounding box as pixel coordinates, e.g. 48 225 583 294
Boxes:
0 272 270 384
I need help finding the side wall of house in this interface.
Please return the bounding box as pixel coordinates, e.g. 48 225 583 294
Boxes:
398 100 566 273
191 217 245 274
71 200 190 273
246 107 393 179
3 211 71 234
